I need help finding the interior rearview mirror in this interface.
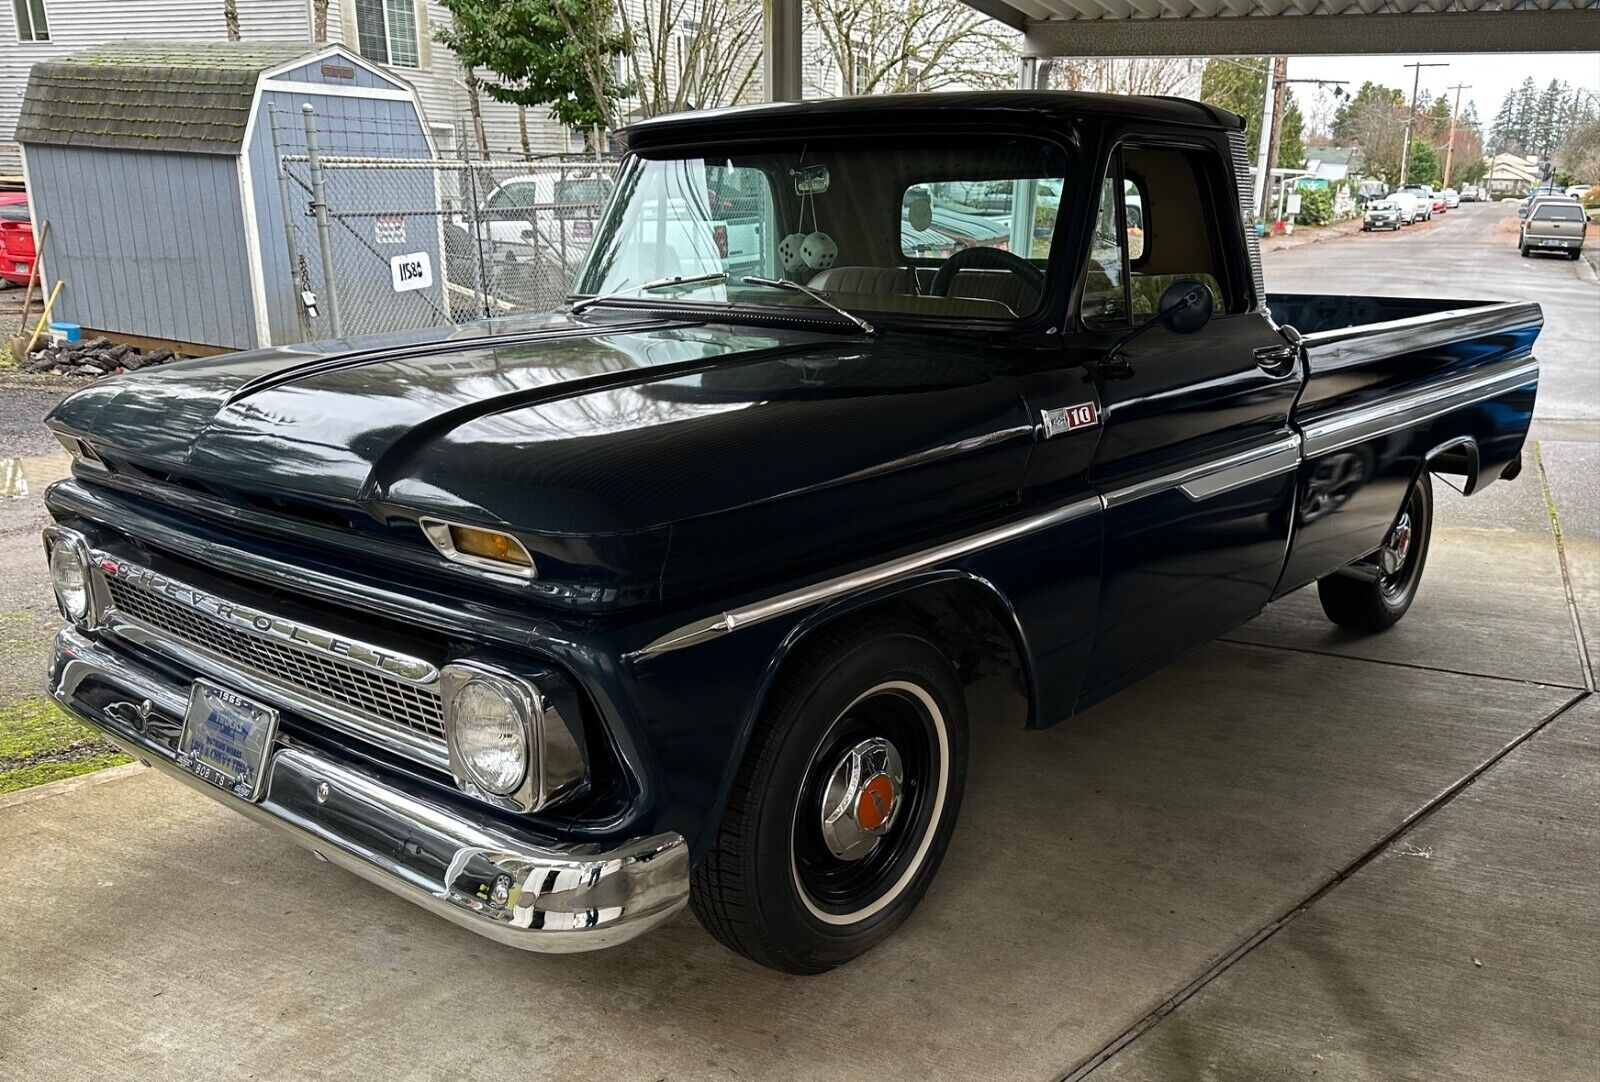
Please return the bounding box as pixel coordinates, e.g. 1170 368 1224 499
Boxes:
1157 279 1214 335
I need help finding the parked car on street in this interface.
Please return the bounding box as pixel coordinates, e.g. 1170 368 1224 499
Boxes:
1362 199 1402 231
0 200 36 288
42 92 1543 974
1442 188 1460 209
1520 198 1588 259
1389 190 1425 224
1564 184 1591 200
1398 183 1436 219
1460 184 1482 202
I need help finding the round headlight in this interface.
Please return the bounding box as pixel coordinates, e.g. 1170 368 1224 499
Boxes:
447 678 530 796
49 540 90 623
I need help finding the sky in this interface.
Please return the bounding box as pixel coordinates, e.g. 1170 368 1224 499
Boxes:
1283 53 1600 130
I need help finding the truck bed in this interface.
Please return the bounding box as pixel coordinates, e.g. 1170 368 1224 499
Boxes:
1266 292 1543 596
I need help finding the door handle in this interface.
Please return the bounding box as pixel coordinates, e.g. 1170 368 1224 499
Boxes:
1254 343 1299 377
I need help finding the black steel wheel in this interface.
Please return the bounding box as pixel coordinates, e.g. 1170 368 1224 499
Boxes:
1317 472 1433 632
690 622 967 974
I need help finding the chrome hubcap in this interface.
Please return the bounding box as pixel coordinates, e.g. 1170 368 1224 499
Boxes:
818 737 904 861
1380 512 1413 575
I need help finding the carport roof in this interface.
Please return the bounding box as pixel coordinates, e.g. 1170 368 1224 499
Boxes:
15 42 321 156
963 0 1600 56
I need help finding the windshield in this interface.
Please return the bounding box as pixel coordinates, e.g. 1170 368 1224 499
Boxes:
575 135 1069 322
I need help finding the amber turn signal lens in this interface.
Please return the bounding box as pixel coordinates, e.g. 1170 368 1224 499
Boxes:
449 526 533 567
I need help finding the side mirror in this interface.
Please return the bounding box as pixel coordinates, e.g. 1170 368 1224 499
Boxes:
1156 279 1214 335
1096 279 1215 380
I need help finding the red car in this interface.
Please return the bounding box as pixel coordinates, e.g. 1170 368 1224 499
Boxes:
0 195 36 288
1432 194 1447 214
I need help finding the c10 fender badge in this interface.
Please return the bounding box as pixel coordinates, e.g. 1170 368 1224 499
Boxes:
1041 402 1099 438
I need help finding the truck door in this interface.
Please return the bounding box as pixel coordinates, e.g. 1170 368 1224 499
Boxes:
1076 140 1302 706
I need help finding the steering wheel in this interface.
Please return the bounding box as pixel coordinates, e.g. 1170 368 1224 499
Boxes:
929 245 1044 298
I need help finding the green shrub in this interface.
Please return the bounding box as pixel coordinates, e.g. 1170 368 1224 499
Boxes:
1295 186 1333 226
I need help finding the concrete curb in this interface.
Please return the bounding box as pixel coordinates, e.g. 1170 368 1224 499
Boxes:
0 760 146 811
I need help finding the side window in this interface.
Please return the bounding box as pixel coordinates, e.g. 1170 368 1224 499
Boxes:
355 0 420 68
1121 145 1237 318
899 177 1063 261
1082 174 1129 326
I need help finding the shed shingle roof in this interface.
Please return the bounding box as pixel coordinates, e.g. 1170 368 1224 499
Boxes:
15 43 322 156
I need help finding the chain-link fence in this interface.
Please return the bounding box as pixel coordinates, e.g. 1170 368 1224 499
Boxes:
271 106 618 342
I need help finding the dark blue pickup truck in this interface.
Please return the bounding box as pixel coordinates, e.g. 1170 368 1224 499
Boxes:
43 93 1540 973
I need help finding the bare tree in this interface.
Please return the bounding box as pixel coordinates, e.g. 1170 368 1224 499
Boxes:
806 0 1015 97
618 0 763 118
224 0 240 40
1048 58 1201 98
313 0 330 41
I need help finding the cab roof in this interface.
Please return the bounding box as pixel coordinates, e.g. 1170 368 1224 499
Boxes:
621 91 1243 151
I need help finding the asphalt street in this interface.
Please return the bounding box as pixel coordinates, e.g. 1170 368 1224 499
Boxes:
0 200 1596 1080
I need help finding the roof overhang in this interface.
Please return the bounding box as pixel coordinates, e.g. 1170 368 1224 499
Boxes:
957 1 1600 57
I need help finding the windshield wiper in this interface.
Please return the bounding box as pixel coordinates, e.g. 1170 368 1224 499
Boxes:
571 271 727 314
742 276 876 336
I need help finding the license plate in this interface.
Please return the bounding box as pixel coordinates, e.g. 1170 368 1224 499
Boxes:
1540 238 1564 247
177 680 279 801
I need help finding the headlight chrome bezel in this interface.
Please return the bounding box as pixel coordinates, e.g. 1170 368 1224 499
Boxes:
42 526 107 628
441 662 587 813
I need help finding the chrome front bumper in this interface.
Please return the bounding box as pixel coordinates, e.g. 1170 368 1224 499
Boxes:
50 627 690 952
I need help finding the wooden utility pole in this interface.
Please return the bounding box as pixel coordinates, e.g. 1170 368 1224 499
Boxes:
1442 82 1471 189
1399 61 1448 186
1263 56 1289 220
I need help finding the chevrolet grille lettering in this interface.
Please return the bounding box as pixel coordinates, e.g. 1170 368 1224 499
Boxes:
94 554 438 684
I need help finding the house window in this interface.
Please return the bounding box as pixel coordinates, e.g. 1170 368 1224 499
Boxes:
850 46 871 95
355 0 419 69
13 0 48 41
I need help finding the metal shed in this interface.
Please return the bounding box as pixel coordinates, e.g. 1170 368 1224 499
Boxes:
16 42 441 352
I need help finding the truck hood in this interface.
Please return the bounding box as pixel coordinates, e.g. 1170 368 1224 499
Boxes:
49 314 1035 599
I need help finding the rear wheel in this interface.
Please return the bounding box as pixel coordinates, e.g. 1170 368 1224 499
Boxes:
691 624 968 974
1317 473 1433 633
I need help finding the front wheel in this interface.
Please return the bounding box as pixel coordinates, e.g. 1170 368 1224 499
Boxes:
1317 472 1433 632
691 624 968 974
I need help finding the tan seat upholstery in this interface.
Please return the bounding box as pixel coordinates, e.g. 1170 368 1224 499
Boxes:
946 269 1038 316
808 266 914 295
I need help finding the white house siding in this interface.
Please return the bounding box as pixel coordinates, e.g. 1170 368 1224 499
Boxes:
0 0 312 175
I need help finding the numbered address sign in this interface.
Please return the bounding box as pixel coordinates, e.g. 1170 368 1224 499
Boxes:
390 251 434 293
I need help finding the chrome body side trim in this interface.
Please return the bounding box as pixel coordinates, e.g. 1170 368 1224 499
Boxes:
50 628 689 953
1179 440 1303 501
1301 358 1539 457
1105 434 1303 509
631 494 1104 660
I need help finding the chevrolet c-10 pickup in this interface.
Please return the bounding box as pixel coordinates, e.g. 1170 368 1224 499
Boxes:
43 92 1541 973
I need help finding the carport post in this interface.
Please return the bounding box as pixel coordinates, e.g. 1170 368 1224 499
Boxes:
301 104 344 339
764 0 803 102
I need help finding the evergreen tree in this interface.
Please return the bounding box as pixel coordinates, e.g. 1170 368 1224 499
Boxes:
1200 58 1270 152
1488 95 1517 154
1407 139 1441 186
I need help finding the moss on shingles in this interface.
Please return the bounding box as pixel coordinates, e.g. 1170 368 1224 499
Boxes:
0 697 129 796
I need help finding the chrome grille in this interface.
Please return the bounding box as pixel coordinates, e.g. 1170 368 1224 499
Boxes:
105 574 447 747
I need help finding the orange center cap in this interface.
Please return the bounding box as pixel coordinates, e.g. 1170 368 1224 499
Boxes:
855 773 897 832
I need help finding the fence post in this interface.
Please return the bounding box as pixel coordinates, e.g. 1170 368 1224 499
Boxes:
462 147 491 321
301 104 344 338
268 104 310 341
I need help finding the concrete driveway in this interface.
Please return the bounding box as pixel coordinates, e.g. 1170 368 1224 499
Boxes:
0 202 1595 1080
